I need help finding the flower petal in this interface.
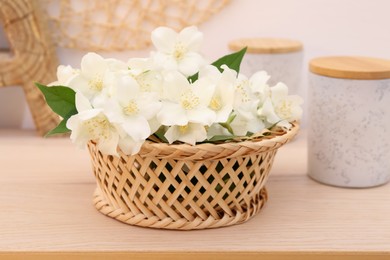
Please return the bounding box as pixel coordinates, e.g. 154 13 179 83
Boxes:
161 71 189 101
164 125 180 144
247 118 265 134
271 82 289 103
259 98 280 124
106 58 127 71
151 27 177 53
230 115 249 136
115 74 140 105
75 92 93 112
97 131 119 156
127 57 154 72
215 105 233 123
77 109 102 121
164 123 207 145
148 117 162 134
206 123 231 139
56 65 78 85
157 102 188 126
66 115 91 149
104 100 125 123
192 77 215 105
178 52 205 76
137 93 162 120
121 116 151 141
67 75 94 99
118 136 143 155
81 52 108 78
250 71 270 93
178 26 203 51
186 107 216 126
179 123 207 145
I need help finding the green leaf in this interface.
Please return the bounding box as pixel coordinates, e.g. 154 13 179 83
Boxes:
226 113 236 125
188 72 199 83
218 122 234 135
211 47 247 74
45 119 70 137
188 47 247 82
207 135 234 142
267 120 283 130
35 83 77 119
153 127 169 143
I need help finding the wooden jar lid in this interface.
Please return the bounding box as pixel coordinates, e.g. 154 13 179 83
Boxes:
228 38 303 54
310 56 390 80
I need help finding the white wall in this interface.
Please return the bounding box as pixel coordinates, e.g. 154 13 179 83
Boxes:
1 0 390 129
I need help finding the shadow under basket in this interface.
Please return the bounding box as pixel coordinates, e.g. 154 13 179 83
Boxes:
87 123 299 230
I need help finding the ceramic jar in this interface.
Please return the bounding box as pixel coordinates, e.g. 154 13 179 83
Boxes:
308 56 390 188
228 38 303 94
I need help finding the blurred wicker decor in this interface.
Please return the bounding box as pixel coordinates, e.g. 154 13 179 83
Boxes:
42 0 229 51
0 0 59 136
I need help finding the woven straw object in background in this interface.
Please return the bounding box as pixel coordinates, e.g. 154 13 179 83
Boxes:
42 0 230 51
88 123 299 230
0 0 59 136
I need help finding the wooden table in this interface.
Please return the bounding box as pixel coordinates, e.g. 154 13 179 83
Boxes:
0 130 389 260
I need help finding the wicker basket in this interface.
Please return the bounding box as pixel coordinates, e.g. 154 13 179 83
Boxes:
87 123 299 230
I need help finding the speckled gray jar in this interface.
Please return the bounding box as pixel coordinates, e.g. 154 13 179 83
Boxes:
308 74 390 188
228 38 303 95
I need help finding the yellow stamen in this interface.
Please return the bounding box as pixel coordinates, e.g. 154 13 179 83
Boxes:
173 42 187 60
180 91 200 110
236 81 250 102
84 116 111 140
276 100 292 119
123 100 139 115
88 76 103 91
179 125 189 134
209 96 222 111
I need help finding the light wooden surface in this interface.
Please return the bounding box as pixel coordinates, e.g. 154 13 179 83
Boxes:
0 130 389 259
228 38 303 54
309 56 390 79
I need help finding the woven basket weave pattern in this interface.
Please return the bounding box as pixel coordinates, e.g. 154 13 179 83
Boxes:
88 124 298 230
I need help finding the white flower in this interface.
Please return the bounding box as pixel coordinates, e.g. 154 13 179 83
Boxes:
231 100 265 136
106 58 128 71
151 26 205 76
249 70 271 104
66 92 120 155
49 65 79 86
50 26 304 157
127 58 164 94
67 52 110 101
258 82 303 128
157 71 216 126
116 127 144 155
104 73 161 142
127 57 157 74
233 74 253 108
165 123 207 145
199 65 236 123
206 123 232 140
229 75 265 136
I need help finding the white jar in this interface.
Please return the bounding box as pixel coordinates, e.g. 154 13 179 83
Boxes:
308 56 390 188
228 38 303 94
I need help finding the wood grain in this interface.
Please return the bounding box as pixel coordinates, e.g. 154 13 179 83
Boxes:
228 38 303 54
309 56 390 79
0 130 389 259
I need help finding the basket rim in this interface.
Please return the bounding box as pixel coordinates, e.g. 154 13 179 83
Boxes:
145 121 298 149
88 122 299 161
